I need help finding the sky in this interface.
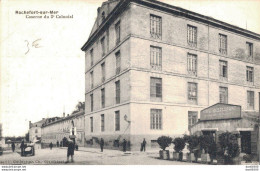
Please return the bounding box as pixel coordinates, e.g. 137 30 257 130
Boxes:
0 0 259 137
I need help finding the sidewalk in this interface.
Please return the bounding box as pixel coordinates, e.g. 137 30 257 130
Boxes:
59 146 158 156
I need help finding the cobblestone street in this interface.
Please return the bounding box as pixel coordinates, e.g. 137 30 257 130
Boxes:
0 147 202 165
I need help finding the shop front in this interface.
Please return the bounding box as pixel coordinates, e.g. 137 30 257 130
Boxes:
190 103 259 160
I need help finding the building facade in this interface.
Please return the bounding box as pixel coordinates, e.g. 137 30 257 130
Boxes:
29 118 46 142
41 111 85 147
81 0 260 150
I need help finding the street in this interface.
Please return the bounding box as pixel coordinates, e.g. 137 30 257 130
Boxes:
0 147 201 165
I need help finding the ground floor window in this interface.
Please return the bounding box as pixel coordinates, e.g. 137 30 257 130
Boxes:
188 111 198 129
150 109 162 130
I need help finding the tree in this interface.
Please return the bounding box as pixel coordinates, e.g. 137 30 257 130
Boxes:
72 101 85 114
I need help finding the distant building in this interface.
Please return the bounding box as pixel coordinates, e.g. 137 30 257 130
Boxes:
81 0 260 150
28 118 47 142
41 111 85 147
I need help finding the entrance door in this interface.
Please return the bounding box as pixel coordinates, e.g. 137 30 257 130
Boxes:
240 131 251 154
202 131 217 142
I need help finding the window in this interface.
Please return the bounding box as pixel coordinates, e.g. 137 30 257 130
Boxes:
150 14 162 39
150 77 162 101
219 34 227 55
150 46 162 70
188 111 198 129
115 51 121 75
115 21 120 45
101 12 105 22
187 53 197 76
90 49 94 66
247 91 254 110
101 62 105 83
219 60 228 80
188 82 197 104
246 66 254 83
219 87 228 104
115 111 120 131
90 117 93 132
101 37 105 56
101 114 105 132
150 109 162 130
90 71 94 88
187 25 197 47
246 42 253 60
115 81 120 104
101 88 105 108
90 94 93 112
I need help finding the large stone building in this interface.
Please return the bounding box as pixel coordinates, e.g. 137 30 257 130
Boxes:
81 0 260 150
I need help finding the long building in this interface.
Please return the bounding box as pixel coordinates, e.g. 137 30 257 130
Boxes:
81 0 260 151
41 111 85 147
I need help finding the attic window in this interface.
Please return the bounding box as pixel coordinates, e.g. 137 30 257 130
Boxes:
102 12 105 22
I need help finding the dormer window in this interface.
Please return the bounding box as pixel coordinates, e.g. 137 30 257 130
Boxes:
102 12 105 22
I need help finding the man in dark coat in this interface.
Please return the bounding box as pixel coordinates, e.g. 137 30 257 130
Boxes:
100 138 104 152
49 142 53 150
57 141 59 148
11 142 15 152
142 138 147 152
122 139 127 152
66 139 75 163
20 140 25 156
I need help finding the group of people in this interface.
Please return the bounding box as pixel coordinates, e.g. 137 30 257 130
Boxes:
99 138 147 153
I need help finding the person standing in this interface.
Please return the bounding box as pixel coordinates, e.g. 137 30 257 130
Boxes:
142 138 147 152
20 140 25 156
11 142 15 152
57 141 59 148
122 139 127 152
49 142 53 150
100 138 104 152
66 139 75 163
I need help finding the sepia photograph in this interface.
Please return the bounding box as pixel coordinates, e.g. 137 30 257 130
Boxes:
0 0 260 170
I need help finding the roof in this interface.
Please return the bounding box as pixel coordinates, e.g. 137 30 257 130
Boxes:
81 0 260 51
41 110 85 128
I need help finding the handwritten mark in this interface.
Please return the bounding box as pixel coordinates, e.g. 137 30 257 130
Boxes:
24 39 42 55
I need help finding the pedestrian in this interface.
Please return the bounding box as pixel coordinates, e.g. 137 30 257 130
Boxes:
49 142 53 150
122 139 127 152
57 140 59 148
60 141 63 147
11 142 15 152
142 138 146 152
20 140 25 156
66 138 75 163
100 138 104 152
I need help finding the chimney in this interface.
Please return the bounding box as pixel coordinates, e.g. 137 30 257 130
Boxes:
63 112 65 118
29 121 32 129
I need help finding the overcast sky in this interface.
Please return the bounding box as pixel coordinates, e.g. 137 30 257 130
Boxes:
1 0 259 137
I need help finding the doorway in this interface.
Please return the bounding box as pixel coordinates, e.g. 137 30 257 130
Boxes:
240 131 251 154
